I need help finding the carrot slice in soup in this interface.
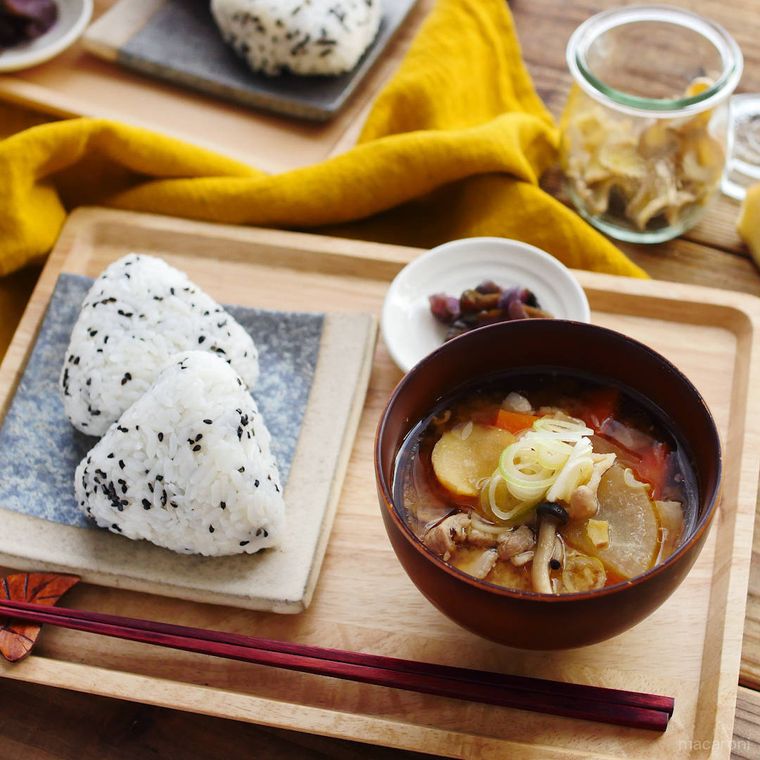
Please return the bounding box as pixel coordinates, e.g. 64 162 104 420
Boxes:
494 410 538 434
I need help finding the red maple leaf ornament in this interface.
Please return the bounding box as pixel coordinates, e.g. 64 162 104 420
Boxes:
0 573 80 662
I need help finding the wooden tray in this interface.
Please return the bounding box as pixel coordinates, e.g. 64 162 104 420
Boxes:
1 207 759 759
0 0 433 172
83 0 420 121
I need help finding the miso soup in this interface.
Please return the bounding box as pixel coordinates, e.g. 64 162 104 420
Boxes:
393 373 697 595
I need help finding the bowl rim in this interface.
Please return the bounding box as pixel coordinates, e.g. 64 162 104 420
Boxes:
374 319 723 603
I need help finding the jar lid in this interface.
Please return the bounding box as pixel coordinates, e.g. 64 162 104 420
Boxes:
567 5 743 118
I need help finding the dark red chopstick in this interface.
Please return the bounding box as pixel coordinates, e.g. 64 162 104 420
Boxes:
0 599 672 714
0 599 672 731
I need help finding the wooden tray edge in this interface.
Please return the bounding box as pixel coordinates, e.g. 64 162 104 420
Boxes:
0 656 600 760
1 207 759 758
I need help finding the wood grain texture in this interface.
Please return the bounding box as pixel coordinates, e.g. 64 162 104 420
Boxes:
0 207 757 759
733 687 760 759
81 0 164 61
0 0 760 756
0 678 431 760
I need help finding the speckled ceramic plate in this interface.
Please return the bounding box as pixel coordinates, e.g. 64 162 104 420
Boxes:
0 267 377 613
84 0 419 120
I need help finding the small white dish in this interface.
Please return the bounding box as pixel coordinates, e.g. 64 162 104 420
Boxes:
382 237 591 373
0 0 93 73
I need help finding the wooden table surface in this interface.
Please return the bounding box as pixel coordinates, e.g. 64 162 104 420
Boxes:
1 0 759 757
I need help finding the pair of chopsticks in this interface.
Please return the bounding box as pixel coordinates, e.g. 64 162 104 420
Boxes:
0 598 673 731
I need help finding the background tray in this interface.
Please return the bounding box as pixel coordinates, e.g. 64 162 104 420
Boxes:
0 0 433 171
1 207 758 759
84 0 419 121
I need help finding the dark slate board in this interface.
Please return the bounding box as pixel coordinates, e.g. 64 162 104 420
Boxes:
0 273 323 528
94 0 418 121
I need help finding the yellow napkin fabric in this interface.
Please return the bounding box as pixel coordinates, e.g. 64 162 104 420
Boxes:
0 0 646 279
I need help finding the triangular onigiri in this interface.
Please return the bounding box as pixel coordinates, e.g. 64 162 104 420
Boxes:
75 351 284 556
61 254 259 436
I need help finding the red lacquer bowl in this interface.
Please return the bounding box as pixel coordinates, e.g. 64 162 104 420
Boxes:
374 320 722 649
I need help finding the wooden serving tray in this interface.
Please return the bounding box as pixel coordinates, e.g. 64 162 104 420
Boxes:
83 0 420 121
0 0 433 172
1 207 759 759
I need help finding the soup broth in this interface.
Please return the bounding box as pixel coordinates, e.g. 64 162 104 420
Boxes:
393 372 697 595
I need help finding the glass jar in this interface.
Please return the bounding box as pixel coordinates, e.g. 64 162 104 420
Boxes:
561 6 743 243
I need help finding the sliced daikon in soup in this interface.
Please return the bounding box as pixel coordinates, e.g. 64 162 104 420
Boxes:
563 464 660 579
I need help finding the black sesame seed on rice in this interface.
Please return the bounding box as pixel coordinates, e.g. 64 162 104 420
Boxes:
192 444 202 452
239 541 249 547
158 432 164 442
220 501 226 510
209 525 215 533
142 499 151 510
203 419 213 425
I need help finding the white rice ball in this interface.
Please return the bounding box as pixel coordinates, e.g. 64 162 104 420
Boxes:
211 0 383 76
75 351 285 556
60 254 259 437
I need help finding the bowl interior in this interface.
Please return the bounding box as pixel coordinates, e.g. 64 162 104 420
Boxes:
376 320 722 596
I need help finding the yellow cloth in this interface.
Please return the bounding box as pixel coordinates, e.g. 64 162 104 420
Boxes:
0 0 646 279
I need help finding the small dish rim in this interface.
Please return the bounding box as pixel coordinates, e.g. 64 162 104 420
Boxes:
381 237 591 373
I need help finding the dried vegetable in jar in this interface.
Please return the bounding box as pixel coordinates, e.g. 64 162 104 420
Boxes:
561 78 725 232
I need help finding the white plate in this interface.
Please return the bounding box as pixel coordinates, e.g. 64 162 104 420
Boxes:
0 0 92 73
382 237 591 372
